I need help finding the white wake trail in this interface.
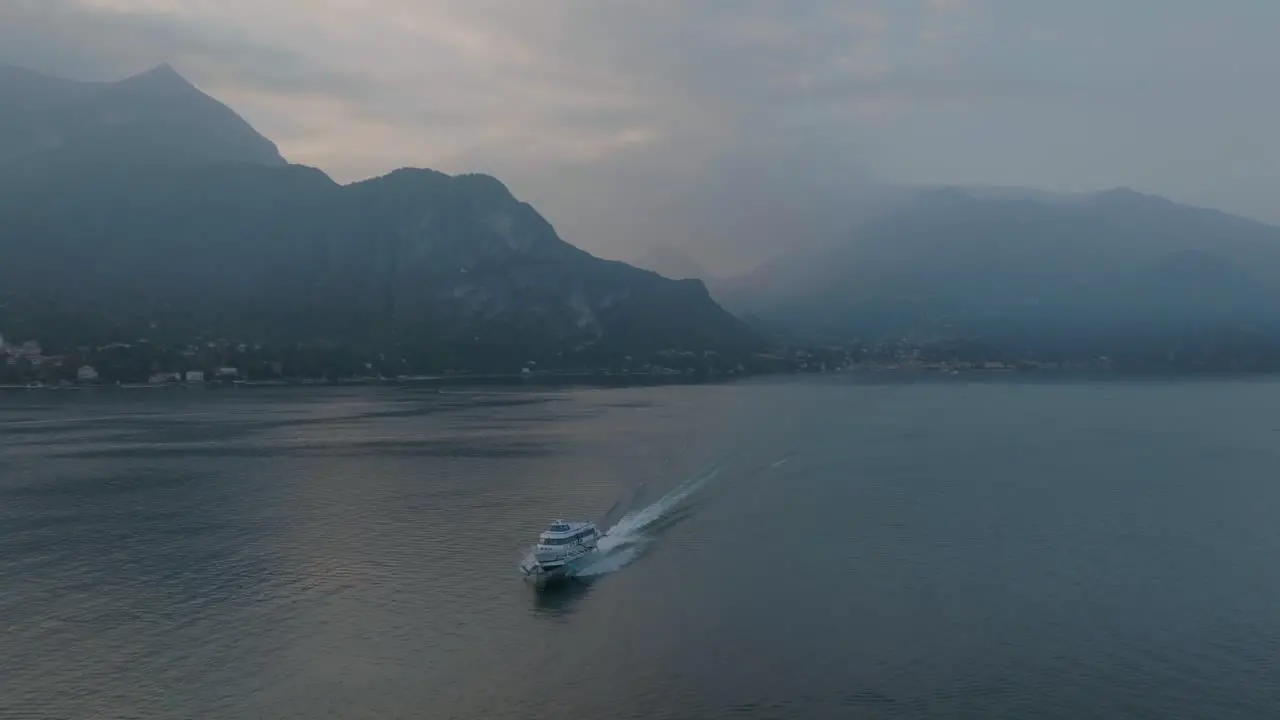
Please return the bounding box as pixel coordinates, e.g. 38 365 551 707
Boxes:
578 463 724 577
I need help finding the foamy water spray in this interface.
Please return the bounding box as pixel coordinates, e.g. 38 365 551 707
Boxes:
577 463 725 577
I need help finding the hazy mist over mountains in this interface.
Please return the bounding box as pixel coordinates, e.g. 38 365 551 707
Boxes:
4 2 1278 275
3 1 1280 373
715 187 1280 341
6 59 1280 370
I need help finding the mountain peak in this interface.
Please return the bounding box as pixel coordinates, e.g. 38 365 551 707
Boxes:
1092 187 1181 212
0 63 286 168
115 62 197 93
1096 186 1145 199
143 62 181 78
1094 186 1169 203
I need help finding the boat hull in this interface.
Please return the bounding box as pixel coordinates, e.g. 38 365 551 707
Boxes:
520 550 596 588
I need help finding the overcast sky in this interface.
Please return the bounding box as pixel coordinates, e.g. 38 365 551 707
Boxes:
2 0 1278 272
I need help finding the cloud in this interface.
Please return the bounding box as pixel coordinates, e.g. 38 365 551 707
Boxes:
4 0 978 269
2 0 1278 272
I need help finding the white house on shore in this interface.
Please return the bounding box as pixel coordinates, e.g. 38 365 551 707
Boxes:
185 371 205 383
77 366 99 382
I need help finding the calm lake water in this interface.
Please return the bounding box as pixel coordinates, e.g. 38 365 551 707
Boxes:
3 377 1280 719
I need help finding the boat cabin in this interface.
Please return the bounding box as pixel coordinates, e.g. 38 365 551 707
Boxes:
538 519 598 547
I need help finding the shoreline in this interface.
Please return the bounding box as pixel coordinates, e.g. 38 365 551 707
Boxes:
0 371 736 393
6 367 1280 394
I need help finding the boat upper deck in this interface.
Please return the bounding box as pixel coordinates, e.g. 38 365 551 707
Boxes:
538 519 597 545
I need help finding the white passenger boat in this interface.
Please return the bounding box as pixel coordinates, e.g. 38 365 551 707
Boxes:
519 519 601 587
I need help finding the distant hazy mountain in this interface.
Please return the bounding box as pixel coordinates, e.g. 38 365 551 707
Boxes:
0 64 285 168
632 244 714 281
719 186 1280 347
0 66 758 371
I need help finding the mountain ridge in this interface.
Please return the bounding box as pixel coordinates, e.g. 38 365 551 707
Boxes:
0 63 285 168
0 65 761 375
717 185 1280 349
